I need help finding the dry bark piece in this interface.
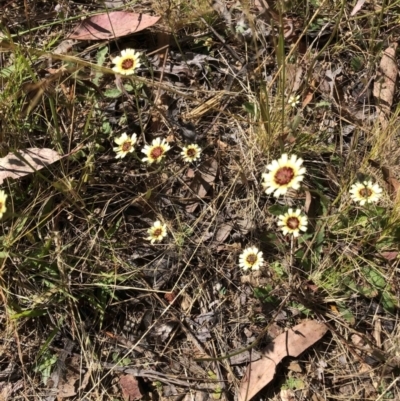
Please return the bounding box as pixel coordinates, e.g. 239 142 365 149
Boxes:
239 320 328 401
0 148 62 184
69 12 160 40
119 374 143 401
373 44 398 127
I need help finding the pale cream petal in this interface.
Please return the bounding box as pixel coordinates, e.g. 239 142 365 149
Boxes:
112 56 122 64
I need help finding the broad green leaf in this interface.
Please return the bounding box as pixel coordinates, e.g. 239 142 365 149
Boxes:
104 88 122 98
362 267 386 290
94 46 108 85
268 204 287 216
381 291 398 313
243 102 256 116
337 304 355 324
269 261 286 278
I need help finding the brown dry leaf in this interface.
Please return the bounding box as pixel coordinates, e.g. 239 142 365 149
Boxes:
380 251 398 261
186 158 218 213
119 375 143 401
53 39 77 54
0 384 12 401
280 389 295 401
380 165 400 198
288 361 302 373
0 380 23 401
69 12 160 40
302 87 314 108
214 223 233 243
0 148 62 184
285 64 303 94
57 380 77 398
304 190 312 214
373 44 398 127
239 320 328 401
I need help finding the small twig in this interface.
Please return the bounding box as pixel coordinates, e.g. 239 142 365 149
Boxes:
100 362 216 390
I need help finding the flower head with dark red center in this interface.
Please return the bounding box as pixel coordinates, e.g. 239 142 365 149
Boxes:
112 49 141 76
277 208 308 237
113 133 137 159
181 144 202 162
349 180 382 206
0 190 7 219
239 247 264 271
147 221 168 244
141 138 171 164
262 154 306 197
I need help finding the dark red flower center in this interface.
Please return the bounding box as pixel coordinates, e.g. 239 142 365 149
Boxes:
153 228 162 237
186 148 196 158
122 141 132 152
359 188 372 198
246 254 257 265
286 217 300 229
150 146 164 159
274 167 295 185
122 58 134 70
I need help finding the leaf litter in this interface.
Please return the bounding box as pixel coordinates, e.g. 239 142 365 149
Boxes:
0 148 63 184
239 320 328 401
68 12 160 40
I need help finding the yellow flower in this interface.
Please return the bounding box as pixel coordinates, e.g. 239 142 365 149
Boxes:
147 221 168 244
181 144 201 162
141 138 171 164
262 154 306 197
0 190 7 219
239 247 264 271
112 49 141 75
277 208 308 237
113 133 137 159
349 180 382 205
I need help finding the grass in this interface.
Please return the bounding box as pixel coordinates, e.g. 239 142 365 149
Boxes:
1 0 400 399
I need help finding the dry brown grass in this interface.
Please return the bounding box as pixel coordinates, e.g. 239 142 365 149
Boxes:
0 0 400 400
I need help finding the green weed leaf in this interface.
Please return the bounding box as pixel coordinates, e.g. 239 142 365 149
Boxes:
268 204 287 216
362 267 386 290
381 291 398 313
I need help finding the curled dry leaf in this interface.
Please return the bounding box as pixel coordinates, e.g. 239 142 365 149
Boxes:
0 148 62 184
69 11 160 40
239 320 328 401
